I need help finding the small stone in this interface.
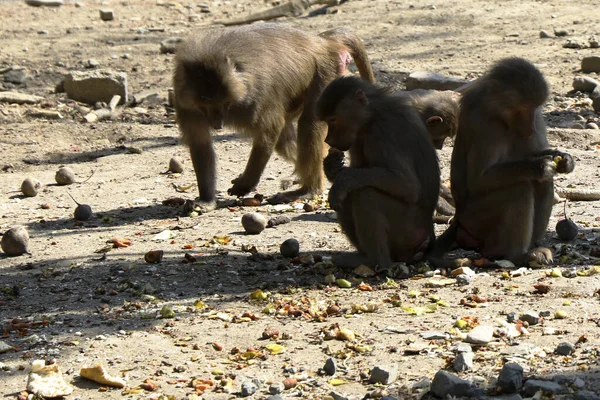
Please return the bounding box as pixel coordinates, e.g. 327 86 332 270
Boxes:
4 68 26 84
582 56 600 73
539 310 552 317
506 312 518 323
240 379 258 397
573 76 600 92
572 378 585 389
451 266 474 276
555 341 575 355
574 390 600 400
74 204 93 221
369 364 398 384
453 352 473 372
430 370 472 398
242 213 267 234
540 30 552 38
280 238 300 258
168 157 184 173
586 122 599 129
456 342 472 353
456 273 472 285
133 89 161 105
466 325 494 344
519 311 540 325
421 331 448 340
25 0 63 5
267 396 285 400
21 177 42 197
99 9 114 21
323 357 336 376
494 259 515 268
405 71 468 91
593 97 600 113
522 379 567 396
564 39 587 49
1 226 30 256
268 381 284 395
497 363 524 393
0 341 14 353
329 391 351 400
412 377 431 389
554 29 569 37
55 166 76 185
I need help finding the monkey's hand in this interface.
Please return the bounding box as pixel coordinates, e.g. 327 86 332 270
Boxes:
535 156 557 182
328 179 349 210
554 152 575 174
228 176 256 197
323 149 346 183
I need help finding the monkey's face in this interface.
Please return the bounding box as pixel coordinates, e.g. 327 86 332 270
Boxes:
425 116 448 149
507 104 537 139
198 103 231 130
324 115 356 152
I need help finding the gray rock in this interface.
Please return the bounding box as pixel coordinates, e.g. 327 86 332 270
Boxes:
456 273 472 285
582 56 600 73
405 71 468 91
330 392 351 400
539 310 552 318
453 351 473 372
240 379 258 397
574 390 600 400
564 39 587 49
99 9 114 21
323 357 336 376
484 395 523 400
430 370 472 398
267 396 285 400
421 331 448 340
466 325 494 344
506 312 518 323
522 379 567 396
539 30 552 38
381 397 398 400
412 377 430 389
64 70 127 105
268 381 284 395
573 76 600 92
4 68 26 84
497 363 523 393
456 342 472 353
554 29 569 37
519 311 540 325
160 37 184 54
572 377 586 389
369 364 398 384
85 59 100 68
132 89 161 105
555 341 575 355
25 0 63 6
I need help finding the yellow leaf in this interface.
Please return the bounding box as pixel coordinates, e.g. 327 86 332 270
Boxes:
329 378 346 386
213 235 232 245
250 289 268 300
265 343 286 355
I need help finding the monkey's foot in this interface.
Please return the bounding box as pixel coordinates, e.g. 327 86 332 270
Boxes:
267 188 312 205
183 199 217 215
528 247 553 266
227 176 257 197
331 252 368 269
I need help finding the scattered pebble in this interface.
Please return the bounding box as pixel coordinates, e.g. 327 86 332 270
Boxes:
79 364 126 387
168 157 184 173
405 71 468 91
1 226 30 256
453 351 473 372
55 166 76 185
466 325 494 344
240 379 258 397
522 379 567 396
21 177 41 197
519 311 540 325
268 381 284 395
242 212 267 234
582 56 600 73
539 30 552 38
572 76 600 92
497 363 524 393
554 28 568 37
323 357 337 376
99 9 114 21
369 364 398 384
280 238 300 258
456 273 472 285
555 341 575 356
574 390 600 400
430 370 472 398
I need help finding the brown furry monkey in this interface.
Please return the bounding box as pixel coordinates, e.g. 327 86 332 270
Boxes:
431 57 575 266
317 76 440 272
173 23 375 212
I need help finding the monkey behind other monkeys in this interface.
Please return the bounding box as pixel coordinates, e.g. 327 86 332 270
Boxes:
173 24 375 212
317 76 440 272
433 57 575 266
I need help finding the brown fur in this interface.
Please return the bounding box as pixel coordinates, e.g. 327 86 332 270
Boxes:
173 23 375 210
431 57 575 267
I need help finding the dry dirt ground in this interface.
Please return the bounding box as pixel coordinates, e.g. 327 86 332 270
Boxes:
1 0 600 399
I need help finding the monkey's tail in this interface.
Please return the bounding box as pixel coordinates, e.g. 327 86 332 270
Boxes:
319 28 376 83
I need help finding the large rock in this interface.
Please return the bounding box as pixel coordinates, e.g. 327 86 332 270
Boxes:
405 71 468 91
522 379 567 396
369 364 398 384
64 70 127 105
430 370 472 398
497 363 523 393
573 76 600 92
582 56 600 73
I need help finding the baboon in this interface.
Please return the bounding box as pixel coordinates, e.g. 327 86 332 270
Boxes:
173 23 375 212
317 76 440 272
324 89 459 216
431 57 575 266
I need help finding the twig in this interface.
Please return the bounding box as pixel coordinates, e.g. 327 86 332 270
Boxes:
555 187 600 201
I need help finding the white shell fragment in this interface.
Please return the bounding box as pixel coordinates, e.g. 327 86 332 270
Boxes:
80 364 126 387
26 360 73 398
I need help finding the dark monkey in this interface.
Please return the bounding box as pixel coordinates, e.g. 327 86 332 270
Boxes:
324 89 459 216
431 57 575 266
317 76 440 272
173 23 375 212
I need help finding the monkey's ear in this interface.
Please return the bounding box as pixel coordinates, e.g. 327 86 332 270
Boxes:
426 116 444 125
355 89 368 105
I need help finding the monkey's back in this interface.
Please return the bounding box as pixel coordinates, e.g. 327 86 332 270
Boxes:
177 24 341 121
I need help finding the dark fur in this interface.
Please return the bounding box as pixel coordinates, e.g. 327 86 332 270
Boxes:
317 76 440 271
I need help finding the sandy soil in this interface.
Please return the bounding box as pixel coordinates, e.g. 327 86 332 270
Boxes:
1 0 600 399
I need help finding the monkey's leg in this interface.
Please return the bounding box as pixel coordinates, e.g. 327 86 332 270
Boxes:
332 196 371 268
274 122 297 163
526 180 555 265
177 108 217 213
269 103 326 205
436 196 455 216
229 132 279 197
